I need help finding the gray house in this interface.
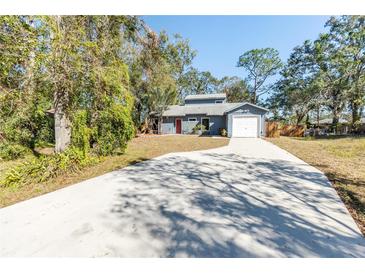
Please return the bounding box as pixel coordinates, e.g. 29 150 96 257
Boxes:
160 93 268 137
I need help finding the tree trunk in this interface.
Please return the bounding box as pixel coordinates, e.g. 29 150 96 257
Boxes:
332 110 339 134
295 111 305 126
350 98 361 132
53 16 71 153
329 88 343 135
251 91 257 104
251 77 257 104
158 116 162 135
54 90 71 153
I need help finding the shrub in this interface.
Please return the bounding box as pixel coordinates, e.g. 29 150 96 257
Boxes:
0 147 99 188
0 142 31 161
352 120 362 133
0 95 54 149
71 110 91 156
93 104 135 156
192 124 205 134
219 128 227 137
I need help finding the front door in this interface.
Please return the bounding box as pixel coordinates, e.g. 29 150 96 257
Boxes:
176 119 182 134
202 118 210 131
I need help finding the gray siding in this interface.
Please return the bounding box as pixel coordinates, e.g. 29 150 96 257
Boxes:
185 99 226 105
161 103 267 137
226 104 266 137
161 115 226 135
161 117 175 134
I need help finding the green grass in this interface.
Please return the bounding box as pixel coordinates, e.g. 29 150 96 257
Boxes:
0 135 229 208
268 136 365 235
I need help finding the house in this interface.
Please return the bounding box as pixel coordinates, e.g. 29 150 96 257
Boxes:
317 118 349 125
306 117 365 135
159 93 268 137
315 117 349 134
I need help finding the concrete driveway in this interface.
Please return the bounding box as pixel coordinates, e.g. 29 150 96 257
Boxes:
1 138 364 257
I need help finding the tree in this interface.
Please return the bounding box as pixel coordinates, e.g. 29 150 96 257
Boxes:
129 30 183 129
270 16 365 131
47 16 80 152
179 68 219 97
269 40 326 125
0 16 138 155
74 16 137 155
313 33 349 132
0 16 53 149
325 16 365 131
237 48 283 104
218 76 250 103
163 33 196 100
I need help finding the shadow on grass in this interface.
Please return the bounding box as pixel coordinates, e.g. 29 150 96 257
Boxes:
325 171 365 235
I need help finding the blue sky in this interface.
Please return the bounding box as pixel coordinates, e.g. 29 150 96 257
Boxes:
143 16 330 80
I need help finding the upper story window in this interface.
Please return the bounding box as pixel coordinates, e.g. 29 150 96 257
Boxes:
215 100 224 104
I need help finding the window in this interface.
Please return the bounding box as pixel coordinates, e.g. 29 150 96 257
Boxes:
215 100 223 104
188 117 197 122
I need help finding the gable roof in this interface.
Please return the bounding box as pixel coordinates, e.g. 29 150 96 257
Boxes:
224 102 269 113
162 102 268 117
184 93 226 101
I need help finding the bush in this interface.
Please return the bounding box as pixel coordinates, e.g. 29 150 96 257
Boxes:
0 95 54 149
93 104 135 156
0 142 31 161
219 128 227 137
0 147 99 188
352 120 362 133
192 124 205 134
71 110 91 156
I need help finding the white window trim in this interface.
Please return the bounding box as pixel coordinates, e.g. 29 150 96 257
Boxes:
201 117 210 131
188 117 197 122
215 100 223 104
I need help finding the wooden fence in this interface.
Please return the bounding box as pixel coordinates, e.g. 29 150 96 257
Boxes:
280 125 305 137
265 122 280 138
265 122 305 138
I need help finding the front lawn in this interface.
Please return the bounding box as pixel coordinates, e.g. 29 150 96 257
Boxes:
0 135 229 207
268 136 365 235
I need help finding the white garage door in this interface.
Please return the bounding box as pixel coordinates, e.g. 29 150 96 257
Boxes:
232 116 258 137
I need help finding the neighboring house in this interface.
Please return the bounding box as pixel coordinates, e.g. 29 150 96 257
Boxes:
308 117 365 135
159 93 268 137
313 118 350 134
317 118 348 125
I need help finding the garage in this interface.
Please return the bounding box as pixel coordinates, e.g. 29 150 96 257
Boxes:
231 116 259 137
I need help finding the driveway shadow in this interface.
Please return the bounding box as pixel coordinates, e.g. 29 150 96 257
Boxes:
108 151 365 257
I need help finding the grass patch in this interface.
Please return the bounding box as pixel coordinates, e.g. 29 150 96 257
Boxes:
0 135 228 207
268 136 365 235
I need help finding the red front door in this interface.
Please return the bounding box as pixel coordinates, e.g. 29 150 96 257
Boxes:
176 119 182 134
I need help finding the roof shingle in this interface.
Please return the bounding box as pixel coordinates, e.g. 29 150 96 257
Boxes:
163 103 243 117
